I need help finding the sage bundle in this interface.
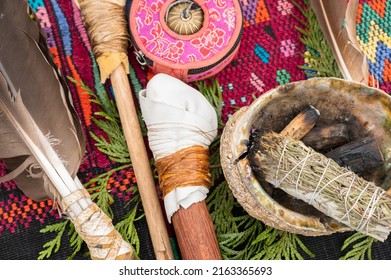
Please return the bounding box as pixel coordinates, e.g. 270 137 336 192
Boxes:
250 132 391 241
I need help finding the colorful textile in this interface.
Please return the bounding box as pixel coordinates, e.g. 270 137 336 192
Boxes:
357 0 391 88
0 0 391 259
217 0 307 120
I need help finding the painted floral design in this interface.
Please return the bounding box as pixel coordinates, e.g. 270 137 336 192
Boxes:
191 24 226 57
133 0 236 63
213 0 227 9
140 22 167 54
136 0 164 25
162 41 185 62
223 8 237 30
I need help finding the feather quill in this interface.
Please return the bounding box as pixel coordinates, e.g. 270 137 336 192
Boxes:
0 0 134 259
310 0 369 84
0 0 85 204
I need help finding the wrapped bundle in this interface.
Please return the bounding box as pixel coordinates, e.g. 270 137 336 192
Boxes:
0 0 133 259
139 73 221 259
250 132 391 241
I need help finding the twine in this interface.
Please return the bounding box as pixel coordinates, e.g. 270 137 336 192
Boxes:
78 0 128 57
0 159 118 242
78 0 130 82
155 145 211 197
60 188 90 212
256 132 391 241
60 190 135 260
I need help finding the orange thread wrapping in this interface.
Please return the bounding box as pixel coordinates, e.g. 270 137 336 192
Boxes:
155 146 211 197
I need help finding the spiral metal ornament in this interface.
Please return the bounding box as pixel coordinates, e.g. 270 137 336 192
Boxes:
166 1 204 35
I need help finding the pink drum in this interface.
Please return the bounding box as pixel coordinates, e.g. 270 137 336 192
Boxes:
128 0 243 82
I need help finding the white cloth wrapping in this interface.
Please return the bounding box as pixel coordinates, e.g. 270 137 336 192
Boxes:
139 73 218 222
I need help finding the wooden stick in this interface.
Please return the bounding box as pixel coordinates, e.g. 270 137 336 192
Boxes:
280 105 320 139
302 123 350 150
75 0 173 259
280 109 383 174
172 201 221 260
111 66 174 260
325 136 384 174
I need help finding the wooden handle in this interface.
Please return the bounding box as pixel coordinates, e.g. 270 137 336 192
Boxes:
110 66 174 260
172 200 221 260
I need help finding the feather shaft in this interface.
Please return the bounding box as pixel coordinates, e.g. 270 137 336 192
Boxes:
321 1 351 79
0 59 90 213
0 0 134 259
0 98 87 217
310 0 369 84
